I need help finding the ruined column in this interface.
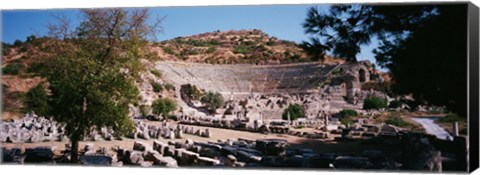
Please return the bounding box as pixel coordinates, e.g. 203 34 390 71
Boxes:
287 112 291 125
452 122 459 137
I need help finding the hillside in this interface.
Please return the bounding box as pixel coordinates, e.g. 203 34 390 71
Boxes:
150 29 311 64
1 29 350 120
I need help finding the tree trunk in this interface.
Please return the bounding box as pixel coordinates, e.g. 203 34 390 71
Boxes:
70 137 79 163
70 97 87 163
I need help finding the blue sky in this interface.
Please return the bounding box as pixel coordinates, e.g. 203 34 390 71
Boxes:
1 4 380 68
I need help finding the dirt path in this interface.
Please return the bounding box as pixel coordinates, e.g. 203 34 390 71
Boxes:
410 117 452 140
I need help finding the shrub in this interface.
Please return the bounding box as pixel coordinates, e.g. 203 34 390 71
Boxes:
293 125 305 129
151 81 163 93
283 50 291 57
10 91 26 99
363 96 388 110
13 40 23 47
139 105 151 117
24 84 50 116
26 35 37 43
206 46 216 53
291 54 301 61
26 62 45 74
207 40 220 46
152 98 177 117
150 70 162 77
388 100 403 108
19 46 28 53
201 91 224 113
11 57 25 64
188 49 199 55
161 46 175 55
3 63 24 75
184 84 203 101
437 113 462 123
266 38 276 46
164 83 175 91
282 104 304 121
336 109 357 126
2 45 11 56
337 109 358 118
2 84 9 93
340 117 354 126
385 116 411 128
234 45 254 54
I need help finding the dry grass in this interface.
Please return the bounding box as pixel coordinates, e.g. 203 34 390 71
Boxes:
2 75 43 93
1 111 23 121
433 116 468 136
372 112 424 132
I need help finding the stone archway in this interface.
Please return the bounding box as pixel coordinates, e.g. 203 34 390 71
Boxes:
359 69 367 83
343 73 359 104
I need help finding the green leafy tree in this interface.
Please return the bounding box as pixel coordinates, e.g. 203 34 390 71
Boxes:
152 98 177 117
302 4 467 117
373 5 467 117
24 83 51 116
26 35 37 43
13 39 23 47
282 104 304 121
201 91 224 113
36 9 162 163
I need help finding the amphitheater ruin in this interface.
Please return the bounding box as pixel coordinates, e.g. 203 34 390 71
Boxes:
149 60 383 125
2 60 467 172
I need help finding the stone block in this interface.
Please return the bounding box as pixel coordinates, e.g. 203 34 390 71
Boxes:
255 139 288 156
164 146 176 157
234 161 246 167
176 149 199 165
140 161 153 167
79 155 112 166
153 140 168 155
226 154 237 166
133 141 150 152
23 147 55 163
195 156 220 166
143 149 160 162
129 151 144 164
153 155 178 167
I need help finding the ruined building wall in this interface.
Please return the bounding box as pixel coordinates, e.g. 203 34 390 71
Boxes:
340 61 372 103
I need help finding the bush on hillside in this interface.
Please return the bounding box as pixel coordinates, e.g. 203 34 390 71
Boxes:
363 96 388 110
201 91 225 113
151 81 163 93
152 98 177 117
3 63 24 75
